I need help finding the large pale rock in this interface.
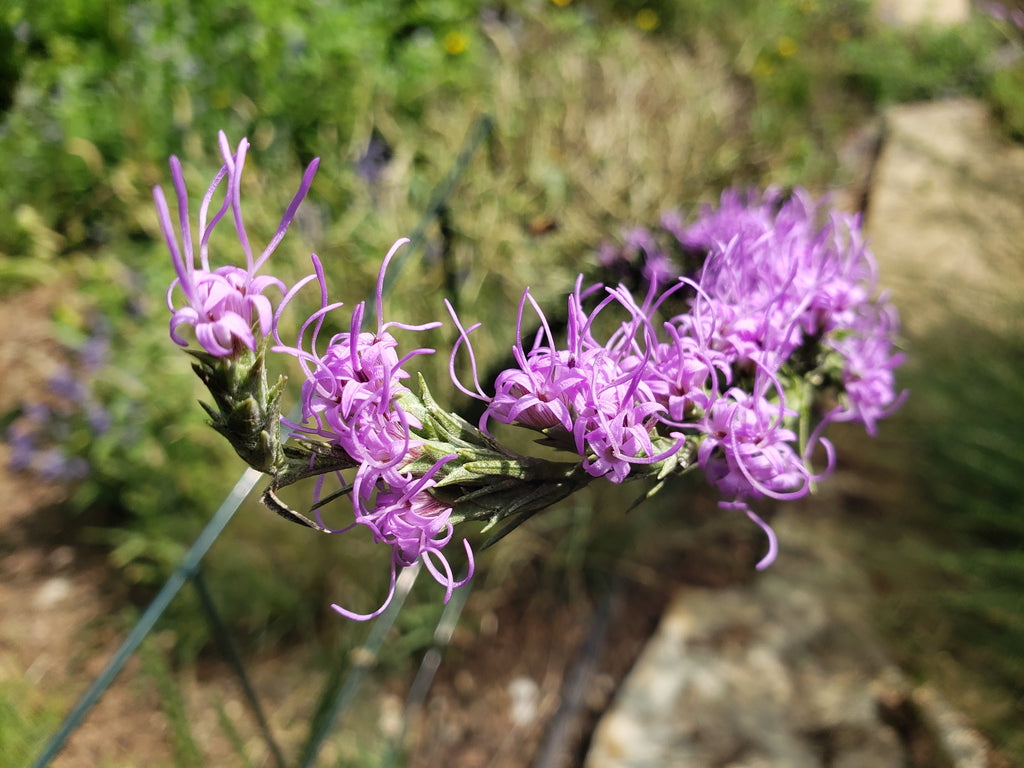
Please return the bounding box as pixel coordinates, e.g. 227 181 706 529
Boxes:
866 98 1024 338
874 0 970 26
583 510 998 767
584 514 905 768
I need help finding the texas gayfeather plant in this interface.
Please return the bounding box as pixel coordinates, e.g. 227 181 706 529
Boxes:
155 134 905 619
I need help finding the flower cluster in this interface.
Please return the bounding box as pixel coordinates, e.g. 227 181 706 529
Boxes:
154 135 474 618
678 188 906 434
453 278 686 486
455 188 905 567
158 133 904 616
272 240 473 619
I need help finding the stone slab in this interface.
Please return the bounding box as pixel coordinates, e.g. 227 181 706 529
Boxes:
582 510 997 768
583 514 905 768
874 0 971 26
866 98 1024 338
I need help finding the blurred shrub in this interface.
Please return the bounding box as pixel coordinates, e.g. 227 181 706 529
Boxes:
0 0 490 261
988 62 1024 140
584 0 1003 182
840 22 989 104
984 5 1024 141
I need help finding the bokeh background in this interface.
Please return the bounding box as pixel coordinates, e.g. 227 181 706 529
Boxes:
1 0 1022 765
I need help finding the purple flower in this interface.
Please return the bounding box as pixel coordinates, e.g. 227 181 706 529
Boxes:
274 240 439 464
483 294 588 435
659 210 687 242
698 387 807 502
577 401 665 483
679 188 904 430
452 186 902 571
86 404 112 436
79 328 110 373
155 131 319 357
681 190 879 372
274 239 473 620
697 377 810 571
827 302 907 435
679 187 781 253
622 227 657 259
334 457 474 620
34 448 89 482
638 325 724 423
641 252 678 286
4 415 89 482
48 367 87 404
455 277 684 483
5 421 37 472
651 188 905 566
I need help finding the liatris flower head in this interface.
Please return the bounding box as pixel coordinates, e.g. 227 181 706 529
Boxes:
458 277 685 485
332 455 474 620
698 383 807 503
155 131 319 357
681 190 877 370
638 323 724 423
268 242 481 620
826 302 907 435
693 366 814 571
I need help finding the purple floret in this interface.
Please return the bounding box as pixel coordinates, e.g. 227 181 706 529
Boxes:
155 131 319 357
273 239 474 620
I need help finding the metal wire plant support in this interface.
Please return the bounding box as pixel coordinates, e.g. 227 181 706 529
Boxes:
31 115 493 768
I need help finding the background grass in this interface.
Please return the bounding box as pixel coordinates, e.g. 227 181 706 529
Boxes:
843 312 1024 760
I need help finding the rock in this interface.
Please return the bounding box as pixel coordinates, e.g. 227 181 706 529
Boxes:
866 98 1024 338
874 0 971 26
583 505 1008 767
508 675 540 727
584 513 904 768
912 686 992 768
34 576 72 609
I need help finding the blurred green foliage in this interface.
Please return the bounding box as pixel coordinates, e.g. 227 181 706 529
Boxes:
869 318 1024 761
587 0 1010 183
985 8 1024 141
0 0 491 261
0 676 66 768
139 637 204 768
989 63 1024 140
0 0 493 616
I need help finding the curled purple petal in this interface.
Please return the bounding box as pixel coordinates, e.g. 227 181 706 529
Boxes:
154 132 320 357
